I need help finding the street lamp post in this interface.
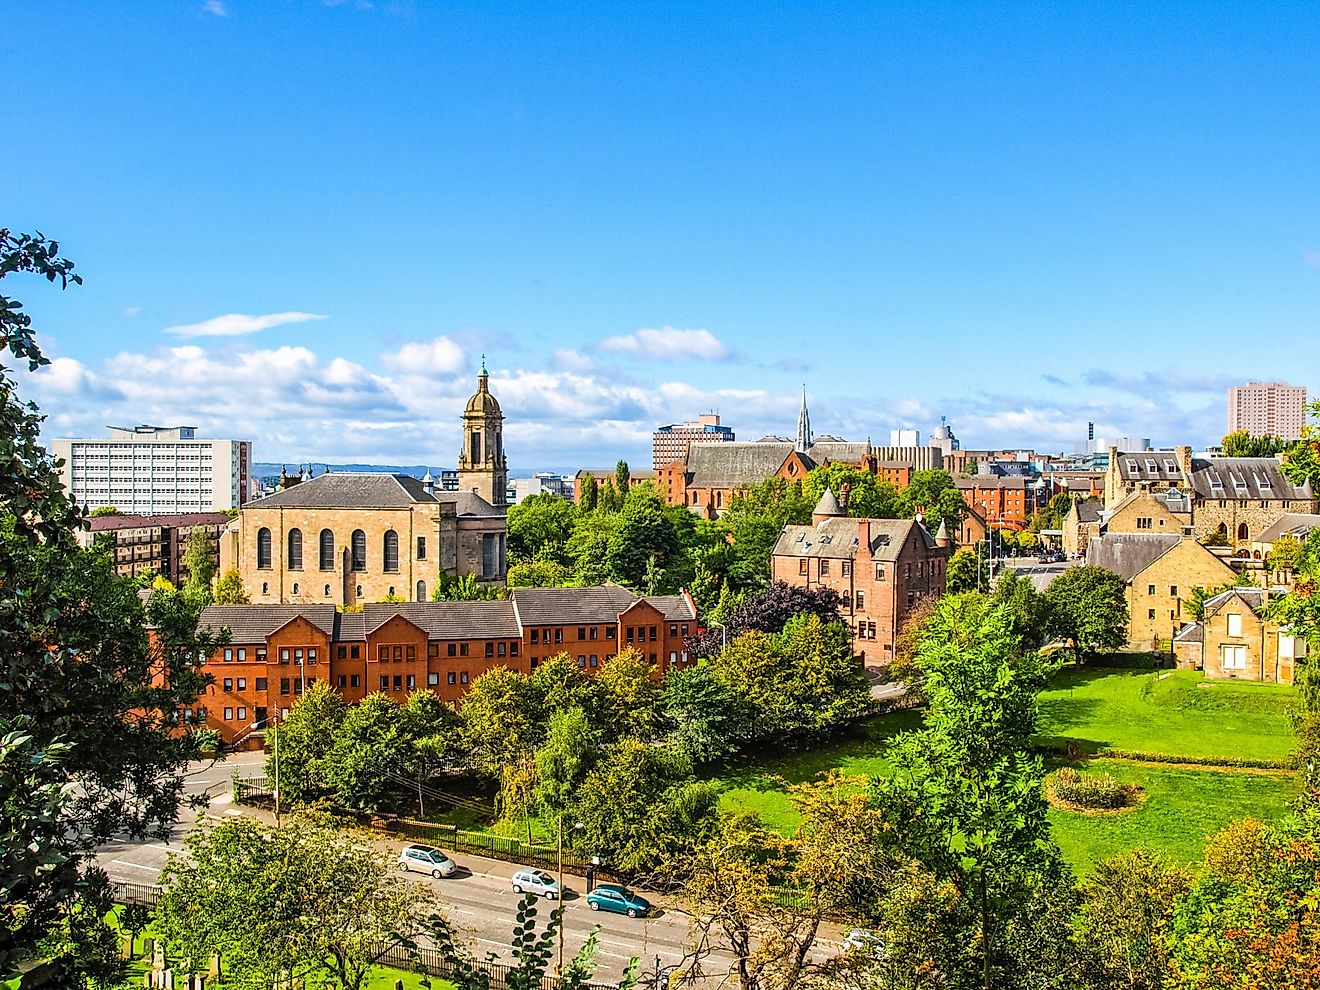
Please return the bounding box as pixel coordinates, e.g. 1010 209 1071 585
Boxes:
710 621 727 651
556 817 584 975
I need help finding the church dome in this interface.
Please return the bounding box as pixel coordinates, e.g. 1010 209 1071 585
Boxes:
464 356 502 417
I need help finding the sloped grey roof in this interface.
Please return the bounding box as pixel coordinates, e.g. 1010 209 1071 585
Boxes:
361 601 521 639
773 517 926 562
644 594 698 622
435 491 504 517
1201 587 1268 619
1074 501 1102 524
1086 533 1181 581
1255 513 1320 544
807 442 870 463
199 605 340 642
1187 458 1310 500
251 473 434 508
89 511 232 532
685 443 799 488
512 585 639 626
1174 621 1203 644
1115 451 1185 483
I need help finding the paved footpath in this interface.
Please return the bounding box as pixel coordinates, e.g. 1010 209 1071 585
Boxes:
95 756 846 979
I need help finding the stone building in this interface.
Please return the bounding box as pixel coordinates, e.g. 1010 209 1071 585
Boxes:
1087 533 1237 652
1061 500 1101 558
81 511 233 583
220 367 508 604
1103 445 1315 551
1102 490 1194 537
770 488 950 667
189 585 698 743
1173 587 1304 684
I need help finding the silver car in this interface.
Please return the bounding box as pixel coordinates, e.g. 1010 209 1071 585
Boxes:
398 844 457 878
511 868 561 899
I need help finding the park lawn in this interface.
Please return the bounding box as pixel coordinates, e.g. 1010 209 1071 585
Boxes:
1047 759 1301 872
1037 667 1297 762
701 709 923 834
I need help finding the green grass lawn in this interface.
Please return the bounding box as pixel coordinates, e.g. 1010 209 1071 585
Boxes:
1047 759 1300 871
1037 667 1297 761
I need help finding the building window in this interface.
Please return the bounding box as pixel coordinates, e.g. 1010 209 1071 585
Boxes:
1238 523 1250 541
393 645 403 660
416 536 426 560
319 529 335 570
383 530 399 572
1280 633 1296 659
798 559 808 575
350 644 359 659
237 678 246 690
256 648 267 662
324 584 331 596
223 648 233 662
1171 586 1179 597
650 626 658 642
485 642 494 658
428 672 439 686
1148 609 1156 620
287 528 303 569
255 677 267 691
280 678 290 695
842 591 851 608
416 580 426 601
1136 517 1152 530
350 674 360 687
223 678 233 691
279 648 290 663
510 641 520 656
875 563 885 580
447 672 457 685
460 672 469 684
351 530 367 571
447 643 457 656
841 560 852 577
428 643 439 659
262 581 269 595
224 707 233 721
1227 613 1243 637
380 675 389 691
497 642 506 657
531 629 539 644
257 528 272 569
482 534 498 577
578 655 587 668
856 591 865 610
1147 584 1156 596
337 675 347 688
578 627 587 639
554 629 563 644
460 643 469 656
406 645 416 661
292 582 299 595
1221 644 1247 670
820 559 830 575
407 674 416 690
590 627 598 640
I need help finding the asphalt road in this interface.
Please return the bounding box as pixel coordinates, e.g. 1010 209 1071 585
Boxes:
95 756 843 979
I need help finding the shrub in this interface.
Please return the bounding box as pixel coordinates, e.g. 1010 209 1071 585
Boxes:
1049 767 1138 809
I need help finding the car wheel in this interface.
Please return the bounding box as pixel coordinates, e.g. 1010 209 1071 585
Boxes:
512 884 523 894
545 891 557 900
589 901 600 911
432 869 443 879
626 908 638 918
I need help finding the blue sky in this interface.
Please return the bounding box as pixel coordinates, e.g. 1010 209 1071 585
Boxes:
5 1 1319 471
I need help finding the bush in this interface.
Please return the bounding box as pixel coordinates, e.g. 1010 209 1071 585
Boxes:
1049 767 1138 809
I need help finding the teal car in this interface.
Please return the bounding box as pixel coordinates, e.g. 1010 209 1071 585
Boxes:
586 883 651 918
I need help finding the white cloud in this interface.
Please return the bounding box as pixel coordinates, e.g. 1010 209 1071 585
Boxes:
120 305 143 318
380 337 466 375
162 311 327 338
599 326 730 361
202 0 228 16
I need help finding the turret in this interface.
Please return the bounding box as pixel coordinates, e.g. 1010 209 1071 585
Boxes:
812 486 845 525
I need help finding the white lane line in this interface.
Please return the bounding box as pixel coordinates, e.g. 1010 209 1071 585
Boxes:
110 860 159 873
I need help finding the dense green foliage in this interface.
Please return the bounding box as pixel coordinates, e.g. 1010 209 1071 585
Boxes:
1221 428 1289 457
1044 565 1130 658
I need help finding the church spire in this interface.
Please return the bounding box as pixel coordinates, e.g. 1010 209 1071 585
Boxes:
796 385 813 453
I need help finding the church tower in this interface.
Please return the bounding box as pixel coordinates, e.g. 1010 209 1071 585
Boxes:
457 356 507 506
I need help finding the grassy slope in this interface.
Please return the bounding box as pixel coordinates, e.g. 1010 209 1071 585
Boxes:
704 668 1301 870
1037 667 1297 761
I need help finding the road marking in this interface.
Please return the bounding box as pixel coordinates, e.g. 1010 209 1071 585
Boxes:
110 860 159 873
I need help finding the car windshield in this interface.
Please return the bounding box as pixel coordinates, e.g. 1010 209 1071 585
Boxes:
536 872 555 884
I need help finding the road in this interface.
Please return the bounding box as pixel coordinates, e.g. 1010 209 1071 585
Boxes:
96 756 843 979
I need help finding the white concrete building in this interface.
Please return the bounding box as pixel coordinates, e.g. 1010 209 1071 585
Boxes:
53 425 253 513
1228 382 1308 441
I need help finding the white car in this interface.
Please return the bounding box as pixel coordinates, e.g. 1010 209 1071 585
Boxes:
511 868 561 900
398 844 457 878
842 929 885 959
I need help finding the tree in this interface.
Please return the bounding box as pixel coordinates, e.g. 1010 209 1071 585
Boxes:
882 594 1069 990
212 567 249 604
1073 850 1189 990
804 464 903 519
615 458 631 493
688 580 842 659
663 665 743 764
1043 565 1129 659
533 707 600 819
902 469 967 534
326 691 455 811
460 668 542 777
155 815 449 990
606 484 680 589
1168 806 1320 989
719 478 813 590
599 476 621 514
265 680 347 802
88 505 122 517
181 525 216 604
508 559 573 587
530 652 600 717
580 475 599 511
566 512 618 586
1 230 215 981
568 738 719 878
1267 532 1304 573
991 569 1050 648
947 546 981 594
1222 429 1289 457
1282 400 1320 489
432 571 503 601
596 647 664 741
507 493 579 565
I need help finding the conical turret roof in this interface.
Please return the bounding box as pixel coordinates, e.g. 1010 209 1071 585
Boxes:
813 486 844 518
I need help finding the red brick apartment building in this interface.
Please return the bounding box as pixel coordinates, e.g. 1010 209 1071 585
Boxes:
770 489 950 667
187 585 698 743
955 476 1046 530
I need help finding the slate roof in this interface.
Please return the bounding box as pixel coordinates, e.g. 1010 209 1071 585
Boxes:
773 517 928 562
1256 513 1320 544
511 585 641 626
643 594 699 622
1085 533 1181 582
361 601 521 639
199 604 340 642
89 511 233 531
1186 457 1310 500
1173 621 1203 644
246 472 503 516
685 443 800 488
1201 587 1268 619
808 442 872 463
813 487 844 517
1074 501 1102 524
1114 451 1186 483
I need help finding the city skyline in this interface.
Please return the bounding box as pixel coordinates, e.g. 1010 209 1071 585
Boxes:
7 2 1319 467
